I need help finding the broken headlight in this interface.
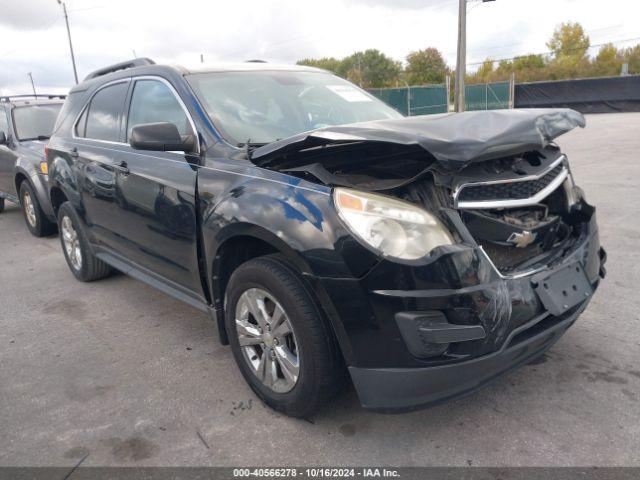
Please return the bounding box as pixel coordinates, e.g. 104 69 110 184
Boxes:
334 188 454 260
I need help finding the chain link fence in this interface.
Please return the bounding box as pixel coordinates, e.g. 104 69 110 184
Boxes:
465 81 511 111
368 81 449 116
368 77 513 116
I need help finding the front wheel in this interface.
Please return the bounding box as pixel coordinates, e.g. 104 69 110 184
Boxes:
225 255 344 418
19 181 56 237
57 202 113 282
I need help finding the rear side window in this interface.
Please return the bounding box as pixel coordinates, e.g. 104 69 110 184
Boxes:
82 82 129 142
126 79 191 140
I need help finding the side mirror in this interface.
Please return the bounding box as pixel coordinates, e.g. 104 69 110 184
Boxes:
0 131 7 145
129 122 196 153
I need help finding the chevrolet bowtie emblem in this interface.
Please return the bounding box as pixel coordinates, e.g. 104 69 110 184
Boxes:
507 230 537 248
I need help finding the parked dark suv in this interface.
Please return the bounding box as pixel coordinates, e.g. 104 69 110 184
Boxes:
47 59 605 417
0 95 64 236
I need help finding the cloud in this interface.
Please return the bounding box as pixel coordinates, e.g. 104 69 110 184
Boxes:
0 0 638 94
0 0 59 30
346 0 455 9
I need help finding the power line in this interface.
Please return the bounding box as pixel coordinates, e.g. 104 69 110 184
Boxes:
467 35 640 67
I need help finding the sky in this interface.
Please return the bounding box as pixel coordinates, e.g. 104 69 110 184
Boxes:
1 0 639 94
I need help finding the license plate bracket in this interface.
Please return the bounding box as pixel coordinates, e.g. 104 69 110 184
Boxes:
531 262 593 316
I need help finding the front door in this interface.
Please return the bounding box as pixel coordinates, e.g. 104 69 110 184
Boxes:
113 77 202 296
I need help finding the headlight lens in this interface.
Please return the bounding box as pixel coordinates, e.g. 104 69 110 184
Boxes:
334 188 454 260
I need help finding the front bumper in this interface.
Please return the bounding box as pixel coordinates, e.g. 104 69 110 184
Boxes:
309 213 604 411
349 302 586 411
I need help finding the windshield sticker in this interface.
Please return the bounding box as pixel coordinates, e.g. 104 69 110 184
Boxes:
326 85 373 102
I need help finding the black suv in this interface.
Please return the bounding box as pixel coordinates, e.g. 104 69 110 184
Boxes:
0 95 64 236
47 59 605 417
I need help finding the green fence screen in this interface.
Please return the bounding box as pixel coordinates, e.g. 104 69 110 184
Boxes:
465 81 510 111
369 81 511 115
368 84 448 116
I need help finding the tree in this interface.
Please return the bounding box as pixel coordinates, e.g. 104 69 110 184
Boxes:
296 57 342 74
547 22 590 60
511 54 546 71
591 43 622 77
338 49 402 88
621 44 640 74
404 48 448 85
546 22 591 79
474 59 495 83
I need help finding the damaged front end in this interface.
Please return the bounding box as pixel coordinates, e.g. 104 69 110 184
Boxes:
252 109 606 410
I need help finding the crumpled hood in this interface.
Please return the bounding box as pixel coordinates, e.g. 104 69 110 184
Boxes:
251 108 585 169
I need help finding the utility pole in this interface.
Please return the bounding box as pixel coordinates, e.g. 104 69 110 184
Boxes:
454 0 495 112
57 1 79 84
454 0 467 112
27 73 37 97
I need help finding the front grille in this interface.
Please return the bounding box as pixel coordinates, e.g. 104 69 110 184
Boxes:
482 243 544 273
457 164 564 203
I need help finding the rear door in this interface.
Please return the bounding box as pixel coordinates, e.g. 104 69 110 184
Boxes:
71 80 132 250
0 106 17 196
113 77 202 296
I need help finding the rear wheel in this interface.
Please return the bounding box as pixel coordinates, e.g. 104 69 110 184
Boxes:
225 255 344 418
0 198 4 213
58 202 113 282
19 181 56 237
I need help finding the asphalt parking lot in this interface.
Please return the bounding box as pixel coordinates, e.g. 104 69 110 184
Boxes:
1 112 639 467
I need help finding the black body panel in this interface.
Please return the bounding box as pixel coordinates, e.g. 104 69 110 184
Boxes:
46 62 605 412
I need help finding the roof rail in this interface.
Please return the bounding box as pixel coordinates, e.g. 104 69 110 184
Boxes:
1 94 67 103
84 58 155 81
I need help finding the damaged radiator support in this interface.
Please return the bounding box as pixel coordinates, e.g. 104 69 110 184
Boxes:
401 154 582 276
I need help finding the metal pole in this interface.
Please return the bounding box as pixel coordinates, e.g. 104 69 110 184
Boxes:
510 72 515 108
59 1 79 84
27 73 37 97
201 54 204 64
446 75 451 112
454 0 467 112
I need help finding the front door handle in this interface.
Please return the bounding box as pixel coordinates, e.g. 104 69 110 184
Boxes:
115 160 130 175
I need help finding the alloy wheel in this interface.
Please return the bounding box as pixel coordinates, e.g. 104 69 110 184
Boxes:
235 287 300 393
61 216 83 271
22 190 37 228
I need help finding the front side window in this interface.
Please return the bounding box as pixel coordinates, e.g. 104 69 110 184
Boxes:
126 80 191 140
83 82 129 142
12 104 62 141
186 71 402 146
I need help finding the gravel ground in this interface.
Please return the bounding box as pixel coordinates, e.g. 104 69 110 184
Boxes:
0 112 639 467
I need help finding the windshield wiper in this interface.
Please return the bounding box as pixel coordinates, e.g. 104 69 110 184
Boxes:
238 139 269 159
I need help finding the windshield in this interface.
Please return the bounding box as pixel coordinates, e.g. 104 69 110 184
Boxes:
186 71 403 145
13 104 62 141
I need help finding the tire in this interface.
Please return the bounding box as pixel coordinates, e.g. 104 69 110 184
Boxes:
225 254 344 418
0 198 4 213
57 202 113 282
19 181 57 237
